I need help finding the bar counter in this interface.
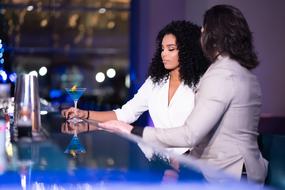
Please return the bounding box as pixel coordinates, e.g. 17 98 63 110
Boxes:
0 113 269 189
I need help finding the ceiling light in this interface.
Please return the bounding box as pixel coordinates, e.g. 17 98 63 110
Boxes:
106 68 116 78
39 66 48 76
98 8 106 14
95 72 105 83
26 5 34 12
40 19 48 27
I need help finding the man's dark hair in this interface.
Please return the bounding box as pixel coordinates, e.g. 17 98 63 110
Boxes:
201 4 259 69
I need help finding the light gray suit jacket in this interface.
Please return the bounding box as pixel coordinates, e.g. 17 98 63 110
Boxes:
143 56 268 183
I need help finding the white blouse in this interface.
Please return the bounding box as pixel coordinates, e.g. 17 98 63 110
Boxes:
114 77 195 155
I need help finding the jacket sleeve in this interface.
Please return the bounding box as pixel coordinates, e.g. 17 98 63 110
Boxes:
143 71 234 147
114 78 153 123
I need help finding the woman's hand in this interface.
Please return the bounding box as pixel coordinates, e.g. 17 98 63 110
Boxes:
61 107 88 119
98 120 133 134
61 121 90 134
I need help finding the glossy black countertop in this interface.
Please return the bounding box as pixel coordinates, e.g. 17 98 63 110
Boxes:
0 113 269 189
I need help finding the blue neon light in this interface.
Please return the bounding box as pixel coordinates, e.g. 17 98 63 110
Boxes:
0 70 7 82
9 72 17 83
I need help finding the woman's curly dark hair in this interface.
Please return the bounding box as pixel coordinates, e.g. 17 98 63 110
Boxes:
148 20 210 88
201 5 259 69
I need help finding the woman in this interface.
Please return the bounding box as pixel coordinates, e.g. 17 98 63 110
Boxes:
62 20 209 155
99 5 268 183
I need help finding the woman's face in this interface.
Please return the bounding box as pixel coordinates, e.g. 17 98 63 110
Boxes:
161 34 179 70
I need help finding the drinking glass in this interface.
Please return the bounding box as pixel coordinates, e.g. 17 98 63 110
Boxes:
65 87 86 123
64 130 86 157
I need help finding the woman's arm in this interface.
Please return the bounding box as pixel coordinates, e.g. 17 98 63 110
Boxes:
88 110 117 122
62 78 153 123
61 108 117 122
113 77 153 123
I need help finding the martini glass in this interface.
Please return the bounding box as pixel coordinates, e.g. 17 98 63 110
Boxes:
64 130 86 157
65 87 86 123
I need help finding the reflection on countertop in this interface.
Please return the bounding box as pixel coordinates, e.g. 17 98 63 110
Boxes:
0 113 271 190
